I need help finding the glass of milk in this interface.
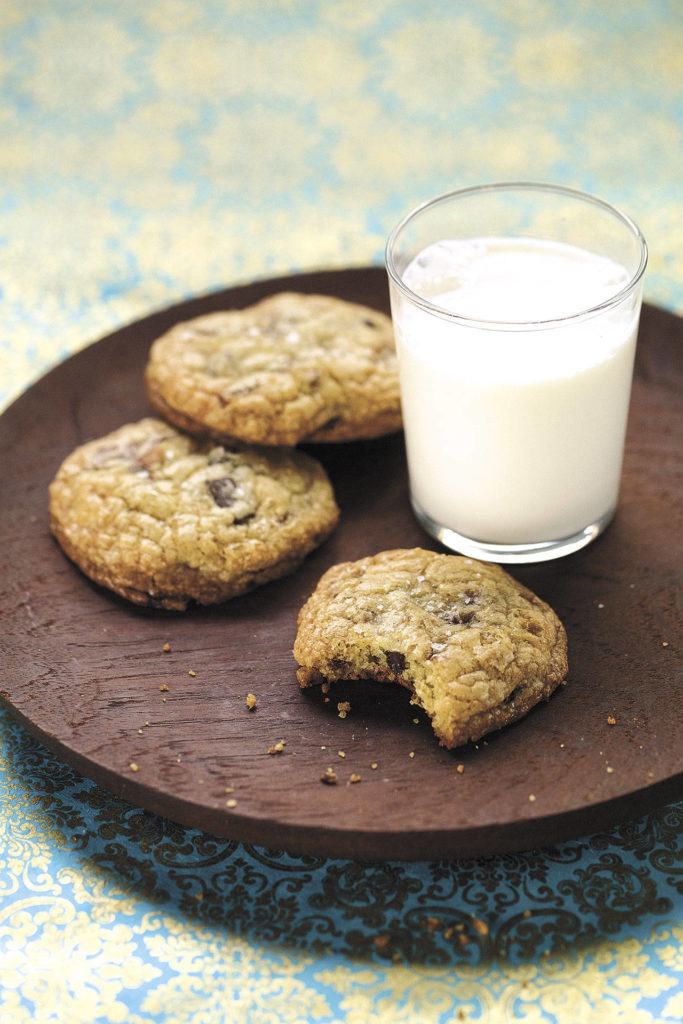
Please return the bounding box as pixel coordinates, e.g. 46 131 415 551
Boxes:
385 182 647 563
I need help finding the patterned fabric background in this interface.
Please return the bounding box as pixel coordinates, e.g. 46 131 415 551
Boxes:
1 0 681 413
1 2 681 1022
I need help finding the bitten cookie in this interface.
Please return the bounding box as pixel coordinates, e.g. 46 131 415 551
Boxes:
144 292 401 446
49 418 339 610
294 548 568 749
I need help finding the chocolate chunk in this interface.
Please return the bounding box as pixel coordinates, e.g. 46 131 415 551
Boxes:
385 650 406 674
207 477 237 507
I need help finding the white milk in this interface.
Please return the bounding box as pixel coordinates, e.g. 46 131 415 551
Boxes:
394 237 640 546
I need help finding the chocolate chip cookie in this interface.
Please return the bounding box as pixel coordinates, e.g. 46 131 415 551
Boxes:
49 418 339 610
294 549 568 748
144 292 401 446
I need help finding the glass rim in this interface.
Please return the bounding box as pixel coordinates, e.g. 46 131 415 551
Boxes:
385 181 648 329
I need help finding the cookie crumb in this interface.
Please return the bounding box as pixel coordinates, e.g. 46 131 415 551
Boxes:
225 787 234 794
606 766 615 773
409 751 415 759
246 693 257 710
371 762 378 770
607 715 616 725
337 701 351 718
268 740 285 755
188 669 196 677
349 773 362 784
337 750 346 758
159 684 169 692
456 764 464 774
523 909 532 919
662 641 669 647
321 768 337 785
129 762 139 772
162 643 171 653
528 794 536 802
226 798 237 808
472 917 489 936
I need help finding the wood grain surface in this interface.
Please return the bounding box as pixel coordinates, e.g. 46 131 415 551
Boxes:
1 268 681 861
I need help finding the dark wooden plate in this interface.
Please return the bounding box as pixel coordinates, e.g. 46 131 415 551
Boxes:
1 268 681 861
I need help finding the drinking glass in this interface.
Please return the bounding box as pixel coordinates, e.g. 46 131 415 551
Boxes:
385 182 647 563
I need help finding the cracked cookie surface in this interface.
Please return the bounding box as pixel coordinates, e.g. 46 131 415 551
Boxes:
294 548 568 749
49 418 339 610
144 292 401 446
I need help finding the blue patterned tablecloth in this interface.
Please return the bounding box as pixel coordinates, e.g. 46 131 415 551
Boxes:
1 3 681 1022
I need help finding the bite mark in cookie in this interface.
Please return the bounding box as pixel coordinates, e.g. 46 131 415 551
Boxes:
144 292 401 446
293 549 568 749
49 418 339 610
